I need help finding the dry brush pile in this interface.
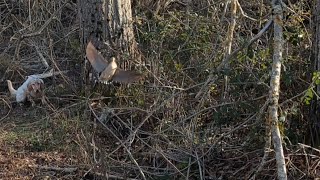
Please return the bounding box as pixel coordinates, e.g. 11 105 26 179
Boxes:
0 0 318 179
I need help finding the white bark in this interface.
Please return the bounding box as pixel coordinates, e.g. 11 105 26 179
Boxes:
223 0 237 100
269 0 287 179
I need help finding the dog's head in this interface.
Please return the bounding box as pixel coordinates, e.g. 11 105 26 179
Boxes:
27 78 44 93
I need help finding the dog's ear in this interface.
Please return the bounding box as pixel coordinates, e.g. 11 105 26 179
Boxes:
27 83 34 92
40 81 45 90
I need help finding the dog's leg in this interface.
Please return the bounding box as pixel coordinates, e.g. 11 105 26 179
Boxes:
41 93 46 105
27 93 35 107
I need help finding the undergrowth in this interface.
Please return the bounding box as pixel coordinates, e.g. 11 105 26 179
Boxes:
0 0 317 179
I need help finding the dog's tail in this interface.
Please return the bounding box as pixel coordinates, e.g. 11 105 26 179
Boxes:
7 80 17 97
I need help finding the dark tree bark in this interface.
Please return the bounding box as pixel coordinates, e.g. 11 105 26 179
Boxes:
308 0 320 146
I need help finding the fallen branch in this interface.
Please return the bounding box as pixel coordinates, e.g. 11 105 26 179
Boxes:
34 45 50 69
34 68 69 79
36 165 78 173
82 169 139 180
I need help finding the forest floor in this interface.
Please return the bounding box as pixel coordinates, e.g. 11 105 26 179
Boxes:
0 101 91 179
1 81 320 179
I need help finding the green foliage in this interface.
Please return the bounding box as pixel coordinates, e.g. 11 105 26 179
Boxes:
312 71 320 85
284 27 305 46
303 88 313 105
303 71 320 105
283 71 293 86
28 136 50 152
138 11 215 77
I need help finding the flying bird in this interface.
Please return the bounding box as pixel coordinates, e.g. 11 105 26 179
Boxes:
86 41 143 84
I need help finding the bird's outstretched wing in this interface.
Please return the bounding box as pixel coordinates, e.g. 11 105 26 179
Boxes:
86 41 144 84
86 41 108 73
112 69 143 83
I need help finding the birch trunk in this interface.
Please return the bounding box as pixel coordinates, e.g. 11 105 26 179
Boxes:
222 0 237 100
269 0 287 179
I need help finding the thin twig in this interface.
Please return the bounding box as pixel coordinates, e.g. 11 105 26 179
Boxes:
88 102 147 180
0 98 12 122
195 19 274 99
34 44 50 69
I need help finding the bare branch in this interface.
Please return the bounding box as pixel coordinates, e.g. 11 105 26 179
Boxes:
196 19 273 99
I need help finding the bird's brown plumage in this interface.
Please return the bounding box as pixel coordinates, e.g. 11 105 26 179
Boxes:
86 41 143 83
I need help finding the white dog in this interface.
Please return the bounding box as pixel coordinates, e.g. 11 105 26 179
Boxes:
7 75 45 106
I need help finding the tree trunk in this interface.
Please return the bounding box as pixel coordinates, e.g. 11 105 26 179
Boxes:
78 0 104 93
103 0 140 66
269 0 287 179
78 1 145 179
222 0 237 101
79 0 140 93
308 0 320 146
